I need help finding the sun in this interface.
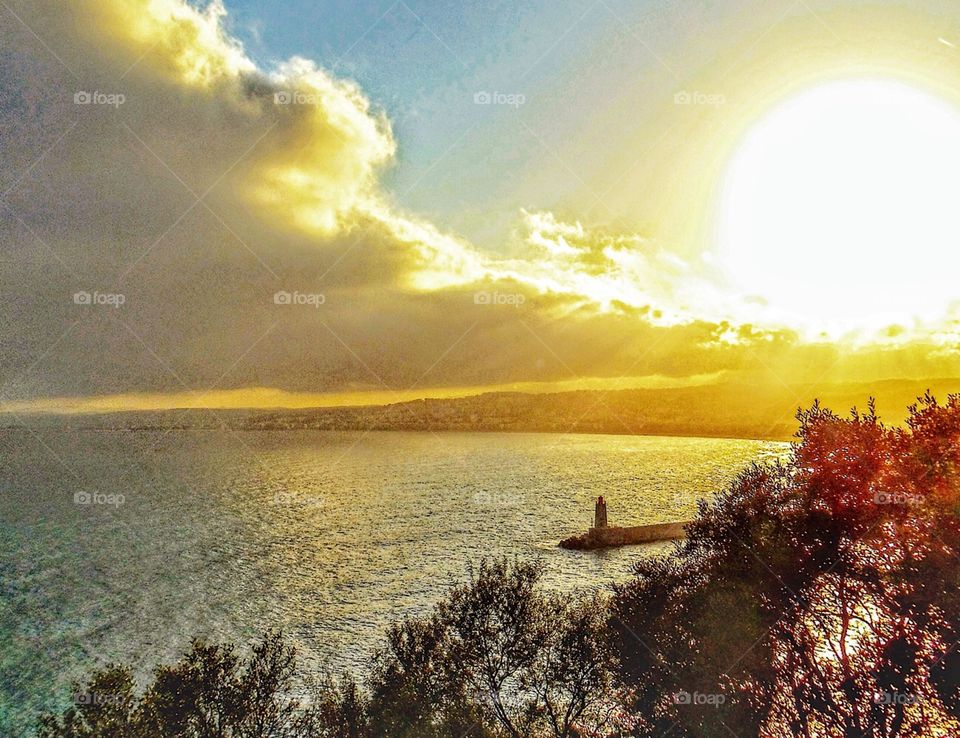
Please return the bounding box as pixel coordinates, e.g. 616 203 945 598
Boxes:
716 79 960 334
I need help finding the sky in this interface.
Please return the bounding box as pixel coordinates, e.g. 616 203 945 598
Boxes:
3 0 960 417
215 0 960 250
218 0 695 248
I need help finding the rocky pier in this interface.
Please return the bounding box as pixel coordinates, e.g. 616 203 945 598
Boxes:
559 495 691 550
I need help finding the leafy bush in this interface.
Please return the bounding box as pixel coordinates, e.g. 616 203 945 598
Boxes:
610 396 960 737
367 559 620 738
36 563 617 738
37 631 313 738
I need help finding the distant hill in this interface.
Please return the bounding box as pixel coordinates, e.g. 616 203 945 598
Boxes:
9 378 960 441
239 378 960 440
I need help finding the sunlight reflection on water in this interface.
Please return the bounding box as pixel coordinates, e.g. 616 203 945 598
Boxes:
0 430 786 735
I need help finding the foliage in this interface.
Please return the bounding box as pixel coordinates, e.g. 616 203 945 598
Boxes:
37 631 311 738
36 563 618 738
610 395 960 737
367 559 620 738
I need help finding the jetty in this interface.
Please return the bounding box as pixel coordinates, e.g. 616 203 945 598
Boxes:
559 496 691 550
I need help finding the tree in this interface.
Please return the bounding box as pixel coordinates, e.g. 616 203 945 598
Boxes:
369 559 622 738
38 632 311 738
610 396 960 737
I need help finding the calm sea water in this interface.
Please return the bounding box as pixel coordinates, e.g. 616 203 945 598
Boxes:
0 429 786 735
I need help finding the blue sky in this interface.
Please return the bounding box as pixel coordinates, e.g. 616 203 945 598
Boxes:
224 0 957 251
221 0 712 248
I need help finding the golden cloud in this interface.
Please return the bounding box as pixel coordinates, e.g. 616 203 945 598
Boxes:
65 0 735 322
5 0 960 413
89 0 255 86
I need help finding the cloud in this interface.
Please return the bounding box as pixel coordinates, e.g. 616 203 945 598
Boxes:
2 0 956 410
485 210 735 324
254 56 396 235
89 0 256 86
5 0 733 307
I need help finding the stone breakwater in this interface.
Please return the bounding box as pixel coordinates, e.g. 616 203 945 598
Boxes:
559 521 691 550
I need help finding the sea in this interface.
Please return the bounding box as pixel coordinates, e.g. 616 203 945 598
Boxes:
0 429 787 735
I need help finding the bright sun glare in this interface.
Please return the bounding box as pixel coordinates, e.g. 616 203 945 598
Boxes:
717 79 960 334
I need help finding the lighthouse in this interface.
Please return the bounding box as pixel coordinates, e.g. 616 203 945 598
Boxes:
593 495 608 529
560 495 690 549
